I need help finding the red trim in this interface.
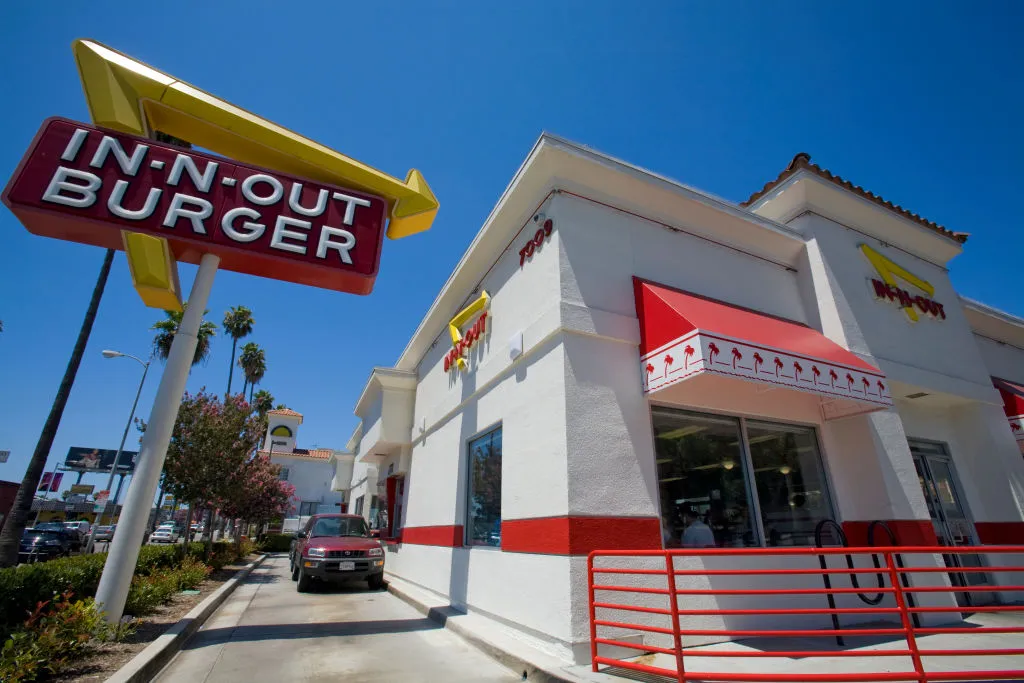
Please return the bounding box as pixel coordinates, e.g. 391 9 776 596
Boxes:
501 516 662 555
400 525 463 547
633 278 880 373
974 522 1024 545
842 520 937 546
993 377 1024 419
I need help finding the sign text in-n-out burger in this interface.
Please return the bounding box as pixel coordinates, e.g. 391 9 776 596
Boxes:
2 118 389 295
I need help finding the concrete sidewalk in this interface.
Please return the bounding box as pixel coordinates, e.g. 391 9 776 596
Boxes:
153 554 522 683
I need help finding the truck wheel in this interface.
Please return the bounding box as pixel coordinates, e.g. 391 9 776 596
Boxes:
367 573 385 591
291 560 299 581
296 566 312 593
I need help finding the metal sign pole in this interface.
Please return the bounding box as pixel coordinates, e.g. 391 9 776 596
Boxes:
94 253 219 624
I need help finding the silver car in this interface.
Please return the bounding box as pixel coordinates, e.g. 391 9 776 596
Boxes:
94 524 116 541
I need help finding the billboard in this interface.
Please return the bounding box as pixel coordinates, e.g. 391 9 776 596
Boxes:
64 447 138 473
69 484 95 495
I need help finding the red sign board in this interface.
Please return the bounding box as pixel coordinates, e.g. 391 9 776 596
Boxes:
2 118 388 295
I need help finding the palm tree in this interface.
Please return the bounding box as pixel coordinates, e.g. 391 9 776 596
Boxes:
238 342 266 401
252 389 274 417
0 249 114 567
151 304 217 366
222 306 254 396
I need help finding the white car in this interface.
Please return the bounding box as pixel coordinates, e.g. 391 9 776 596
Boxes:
149 524 181 544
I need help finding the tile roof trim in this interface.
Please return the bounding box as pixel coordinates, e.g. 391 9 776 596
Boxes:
741 153 969 245
262 447 333 460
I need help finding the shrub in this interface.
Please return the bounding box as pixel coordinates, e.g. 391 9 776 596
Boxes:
176 556 212 590
0 592 117 683
258 534 292 552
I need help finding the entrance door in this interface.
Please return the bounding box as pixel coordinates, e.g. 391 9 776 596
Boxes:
909 439 991 606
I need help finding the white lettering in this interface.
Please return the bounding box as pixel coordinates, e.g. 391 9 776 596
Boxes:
107 180 162 220
241 174 283 206
41 167 102 208
269 216 310 254
61 128 89 162
331 191 372 225
316 226 356 264
167 154 218 193
288 182 329 217
89 135 148 176
162 193 213 234
221 207 266 242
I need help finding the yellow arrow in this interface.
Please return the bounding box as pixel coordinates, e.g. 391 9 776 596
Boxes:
72 38 438 239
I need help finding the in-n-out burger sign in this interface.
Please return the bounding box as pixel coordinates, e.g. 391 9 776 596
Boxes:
444 291 490 372
859 244 945 323
2 118 388 295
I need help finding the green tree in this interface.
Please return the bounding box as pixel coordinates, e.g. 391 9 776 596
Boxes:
222 306 254 396
151 305 217 365
0 250 114 567
238 342 266 402
252 389 275 417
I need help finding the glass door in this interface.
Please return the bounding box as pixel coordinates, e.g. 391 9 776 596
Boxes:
909 439 991 606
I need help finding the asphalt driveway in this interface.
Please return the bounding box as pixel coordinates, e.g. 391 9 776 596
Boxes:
154 554 521 683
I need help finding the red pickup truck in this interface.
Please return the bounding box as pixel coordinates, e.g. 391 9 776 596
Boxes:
289 513 386 592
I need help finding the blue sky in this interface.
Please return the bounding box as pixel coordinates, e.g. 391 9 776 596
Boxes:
1 3 1022 495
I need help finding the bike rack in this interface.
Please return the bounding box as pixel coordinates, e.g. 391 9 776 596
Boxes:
814 519 919 646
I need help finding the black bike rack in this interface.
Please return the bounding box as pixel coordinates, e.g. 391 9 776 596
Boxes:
813 519 919 646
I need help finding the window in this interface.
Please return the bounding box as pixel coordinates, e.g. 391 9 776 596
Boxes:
354 495 364 516
369 495 380 529
466 426 502 547
652 408 834 547
278 467 289 481
308 516 368 538
298 501 318 516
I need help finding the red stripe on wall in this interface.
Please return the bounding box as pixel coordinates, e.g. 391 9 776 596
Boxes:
501 516 663 555
842 520 937 547
974 522 1024 545
400 525 463 547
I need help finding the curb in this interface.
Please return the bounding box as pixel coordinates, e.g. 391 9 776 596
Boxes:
386 578 580 683
106 553 268 683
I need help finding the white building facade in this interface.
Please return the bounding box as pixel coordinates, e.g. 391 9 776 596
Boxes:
333 139 1024 663
262 408 346 518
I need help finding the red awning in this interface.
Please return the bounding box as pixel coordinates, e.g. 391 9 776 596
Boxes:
993 378 1024 441
633 278 892 410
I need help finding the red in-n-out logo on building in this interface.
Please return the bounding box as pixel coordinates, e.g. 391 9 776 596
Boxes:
859 244 945 323
444 292 490 372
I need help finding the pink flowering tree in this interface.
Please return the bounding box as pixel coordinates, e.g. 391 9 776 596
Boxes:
163 390 267 554
218 454 296 545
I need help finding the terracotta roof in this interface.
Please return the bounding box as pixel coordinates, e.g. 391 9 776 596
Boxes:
267 408 303 422
262 447 333 460
741 153 968 244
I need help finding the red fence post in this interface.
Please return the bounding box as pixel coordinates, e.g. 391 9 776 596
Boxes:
589 552 599 672
665 552 687 683
884 550 927 683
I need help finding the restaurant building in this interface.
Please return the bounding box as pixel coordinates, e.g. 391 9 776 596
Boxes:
335 137 1024 662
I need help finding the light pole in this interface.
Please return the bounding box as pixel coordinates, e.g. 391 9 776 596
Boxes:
84 350 150 554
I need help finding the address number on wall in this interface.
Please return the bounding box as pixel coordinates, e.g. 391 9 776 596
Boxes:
518 218 554 267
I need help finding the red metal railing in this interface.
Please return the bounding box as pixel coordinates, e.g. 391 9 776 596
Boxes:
588 545 1024 682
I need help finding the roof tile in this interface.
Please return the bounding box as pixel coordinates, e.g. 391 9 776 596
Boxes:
742 153 968 244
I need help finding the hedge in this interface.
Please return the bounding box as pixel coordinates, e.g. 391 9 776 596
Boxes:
0 541 250 640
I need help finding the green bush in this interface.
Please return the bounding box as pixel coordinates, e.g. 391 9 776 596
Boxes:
258 534 293 552
176 556 212 590
0 592 120 683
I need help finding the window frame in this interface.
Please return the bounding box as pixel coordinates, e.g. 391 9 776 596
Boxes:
464 423 503 549
648 404 837 548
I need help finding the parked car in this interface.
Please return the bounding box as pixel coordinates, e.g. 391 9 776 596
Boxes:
93 524 116 542
290 514 385 592
19 528 73 563
149 523 181 544
62 521 91 551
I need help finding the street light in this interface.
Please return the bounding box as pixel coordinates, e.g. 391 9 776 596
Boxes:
84 350 150 554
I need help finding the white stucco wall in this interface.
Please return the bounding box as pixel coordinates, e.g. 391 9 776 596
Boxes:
272 455 342 515
973 333 1024 384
